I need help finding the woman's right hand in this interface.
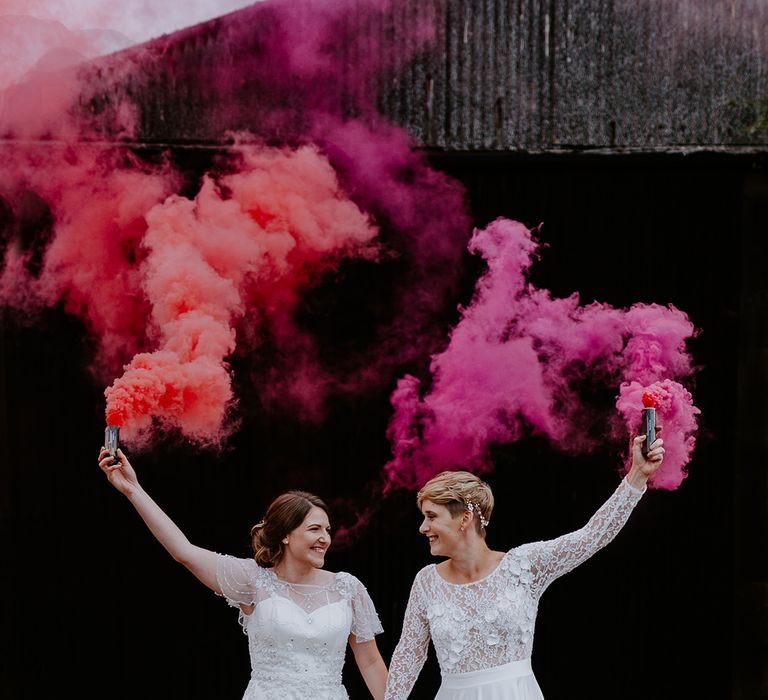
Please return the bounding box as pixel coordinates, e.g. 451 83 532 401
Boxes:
98 447 139 497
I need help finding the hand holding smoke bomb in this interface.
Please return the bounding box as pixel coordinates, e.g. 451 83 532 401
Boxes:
626 391 666 490
98 442 140 498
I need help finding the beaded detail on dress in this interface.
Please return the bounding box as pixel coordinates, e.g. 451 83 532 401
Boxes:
383 478 645 700
216 557 383 700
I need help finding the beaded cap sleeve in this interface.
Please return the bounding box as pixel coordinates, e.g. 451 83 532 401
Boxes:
383 477 645 700
347 574 385 642
216 554 270 607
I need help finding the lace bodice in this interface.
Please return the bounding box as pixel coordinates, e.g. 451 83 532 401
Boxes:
216 556 383 700
384 478 645 699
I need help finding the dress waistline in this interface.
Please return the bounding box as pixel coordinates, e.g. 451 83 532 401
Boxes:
440 658 534 688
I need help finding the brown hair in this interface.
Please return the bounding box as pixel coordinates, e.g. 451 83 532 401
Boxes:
250 490 330 567
417 470 494 536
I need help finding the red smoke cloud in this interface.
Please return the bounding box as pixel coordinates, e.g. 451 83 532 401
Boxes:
104 143 379 445
0 0 468 449
0 146 177 374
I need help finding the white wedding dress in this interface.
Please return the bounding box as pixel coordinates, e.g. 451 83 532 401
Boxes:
216 556 383 700
384 477 646 699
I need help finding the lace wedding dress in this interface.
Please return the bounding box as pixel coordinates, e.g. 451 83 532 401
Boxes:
216 556 383 700
384 477 646 699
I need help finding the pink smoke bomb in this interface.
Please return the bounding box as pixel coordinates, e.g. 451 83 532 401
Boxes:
640 391 658 458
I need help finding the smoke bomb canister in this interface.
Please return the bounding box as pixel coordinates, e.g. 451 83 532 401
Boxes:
640 407 656 457
105 425 120 460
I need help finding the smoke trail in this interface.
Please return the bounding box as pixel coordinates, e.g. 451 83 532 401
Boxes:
384 218 700 491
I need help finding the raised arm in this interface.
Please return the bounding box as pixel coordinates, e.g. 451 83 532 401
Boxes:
522 433 665 594
383 573 431 700
97 447 220 593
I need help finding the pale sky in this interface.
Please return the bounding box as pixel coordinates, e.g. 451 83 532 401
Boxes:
0 0 261 45
0 1 263 90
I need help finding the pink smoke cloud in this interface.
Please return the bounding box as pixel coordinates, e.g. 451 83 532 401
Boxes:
384 218 700 491
617 379 700 489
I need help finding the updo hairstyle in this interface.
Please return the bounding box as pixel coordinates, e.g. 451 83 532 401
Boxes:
250 490 330 567
416 470 494 536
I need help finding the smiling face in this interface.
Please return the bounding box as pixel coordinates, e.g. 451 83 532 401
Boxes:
419 499 466 558
282 505 332 569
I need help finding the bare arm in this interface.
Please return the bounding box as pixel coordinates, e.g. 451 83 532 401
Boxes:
349 637 388 700
98 447 220 593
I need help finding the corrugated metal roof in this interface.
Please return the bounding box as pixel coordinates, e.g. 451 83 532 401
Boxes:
73 0 768 151
410 0 768 150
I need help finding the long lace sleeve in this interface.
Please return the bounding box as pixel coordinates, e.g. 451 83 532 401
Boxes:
519 477 646 595
384 569 431 700
347 575 384 642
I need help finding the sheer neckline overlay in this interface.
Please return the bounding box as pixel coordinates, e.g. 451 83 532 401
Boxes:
267 568 340 589
433 551 510 587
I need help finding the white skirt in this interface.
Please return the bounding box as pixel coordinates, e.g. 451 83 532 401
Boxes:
435 659 545 700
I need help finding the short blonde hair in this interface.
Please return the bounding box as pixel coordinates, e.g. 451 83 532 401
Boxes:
417 470 494 535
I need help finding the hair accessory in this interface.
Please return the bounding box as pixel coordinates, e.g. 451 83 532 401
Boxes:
466 501 489 529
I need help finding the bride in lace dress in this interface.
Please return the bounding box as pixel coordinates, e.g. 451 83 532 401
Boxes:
383 432 665 699
97 448 388 700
